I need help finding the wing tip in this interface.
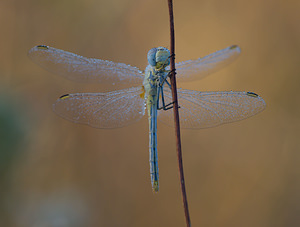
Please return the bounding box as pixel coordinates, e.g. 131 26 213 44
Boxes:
246 91 267 109
28 45 49 57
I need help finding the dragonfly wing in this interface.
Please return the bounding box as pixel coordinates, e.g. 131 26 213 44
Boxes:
28 45 144 84
166 45 241 83
158 86 266 129
53 86 146 128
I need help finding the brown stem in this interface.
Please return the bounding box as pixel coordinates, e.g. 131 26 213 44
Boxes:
167 1 191 226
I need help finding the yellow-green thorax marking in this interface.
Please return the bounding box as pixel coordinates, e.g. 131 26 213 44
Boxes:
143 47 170 192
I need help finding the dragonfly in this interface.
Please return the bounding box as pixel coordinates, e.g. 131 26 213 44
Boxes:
28 44 266 192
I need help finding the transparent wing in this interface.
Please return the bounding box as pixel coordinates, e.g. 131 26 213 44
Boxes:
53 86 146 128
158 86 266 129
166 45 241 83
28 45 144 84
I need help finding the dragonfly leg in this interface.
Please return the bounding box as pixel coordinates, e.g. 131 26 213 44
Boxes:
159 68 176 87
165 79 172 88
167 68 176 78
158 83 180 111
159 102 175 110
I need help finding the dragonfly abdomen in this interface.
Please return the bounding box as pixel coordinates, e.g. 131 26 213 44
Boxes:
148 101 159 192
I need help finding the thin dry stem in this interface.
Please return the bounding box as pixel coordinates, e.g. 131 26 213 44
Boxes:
167 1 191 226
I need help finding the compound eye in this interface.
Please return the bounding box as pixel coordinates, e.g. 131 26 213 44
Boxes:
147 48 157 66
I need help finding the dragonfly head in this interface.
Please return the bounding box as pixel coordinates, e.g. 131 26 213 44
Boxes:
147 47 170 69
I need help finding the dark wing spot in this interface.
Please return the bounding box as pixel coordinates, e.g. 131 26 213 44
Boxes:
246 91 259 97
37 45 49 50
59 94 70 99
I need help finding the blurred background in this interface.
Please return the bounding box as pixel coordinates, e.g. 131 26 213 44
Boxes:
1 0 300 226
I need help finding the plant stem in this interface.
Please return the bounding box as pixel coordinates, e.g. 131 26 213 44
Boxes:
167 1 191 226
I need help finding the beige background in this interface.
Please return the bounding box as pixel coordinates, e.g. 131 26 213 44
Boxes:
1 0 300 226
